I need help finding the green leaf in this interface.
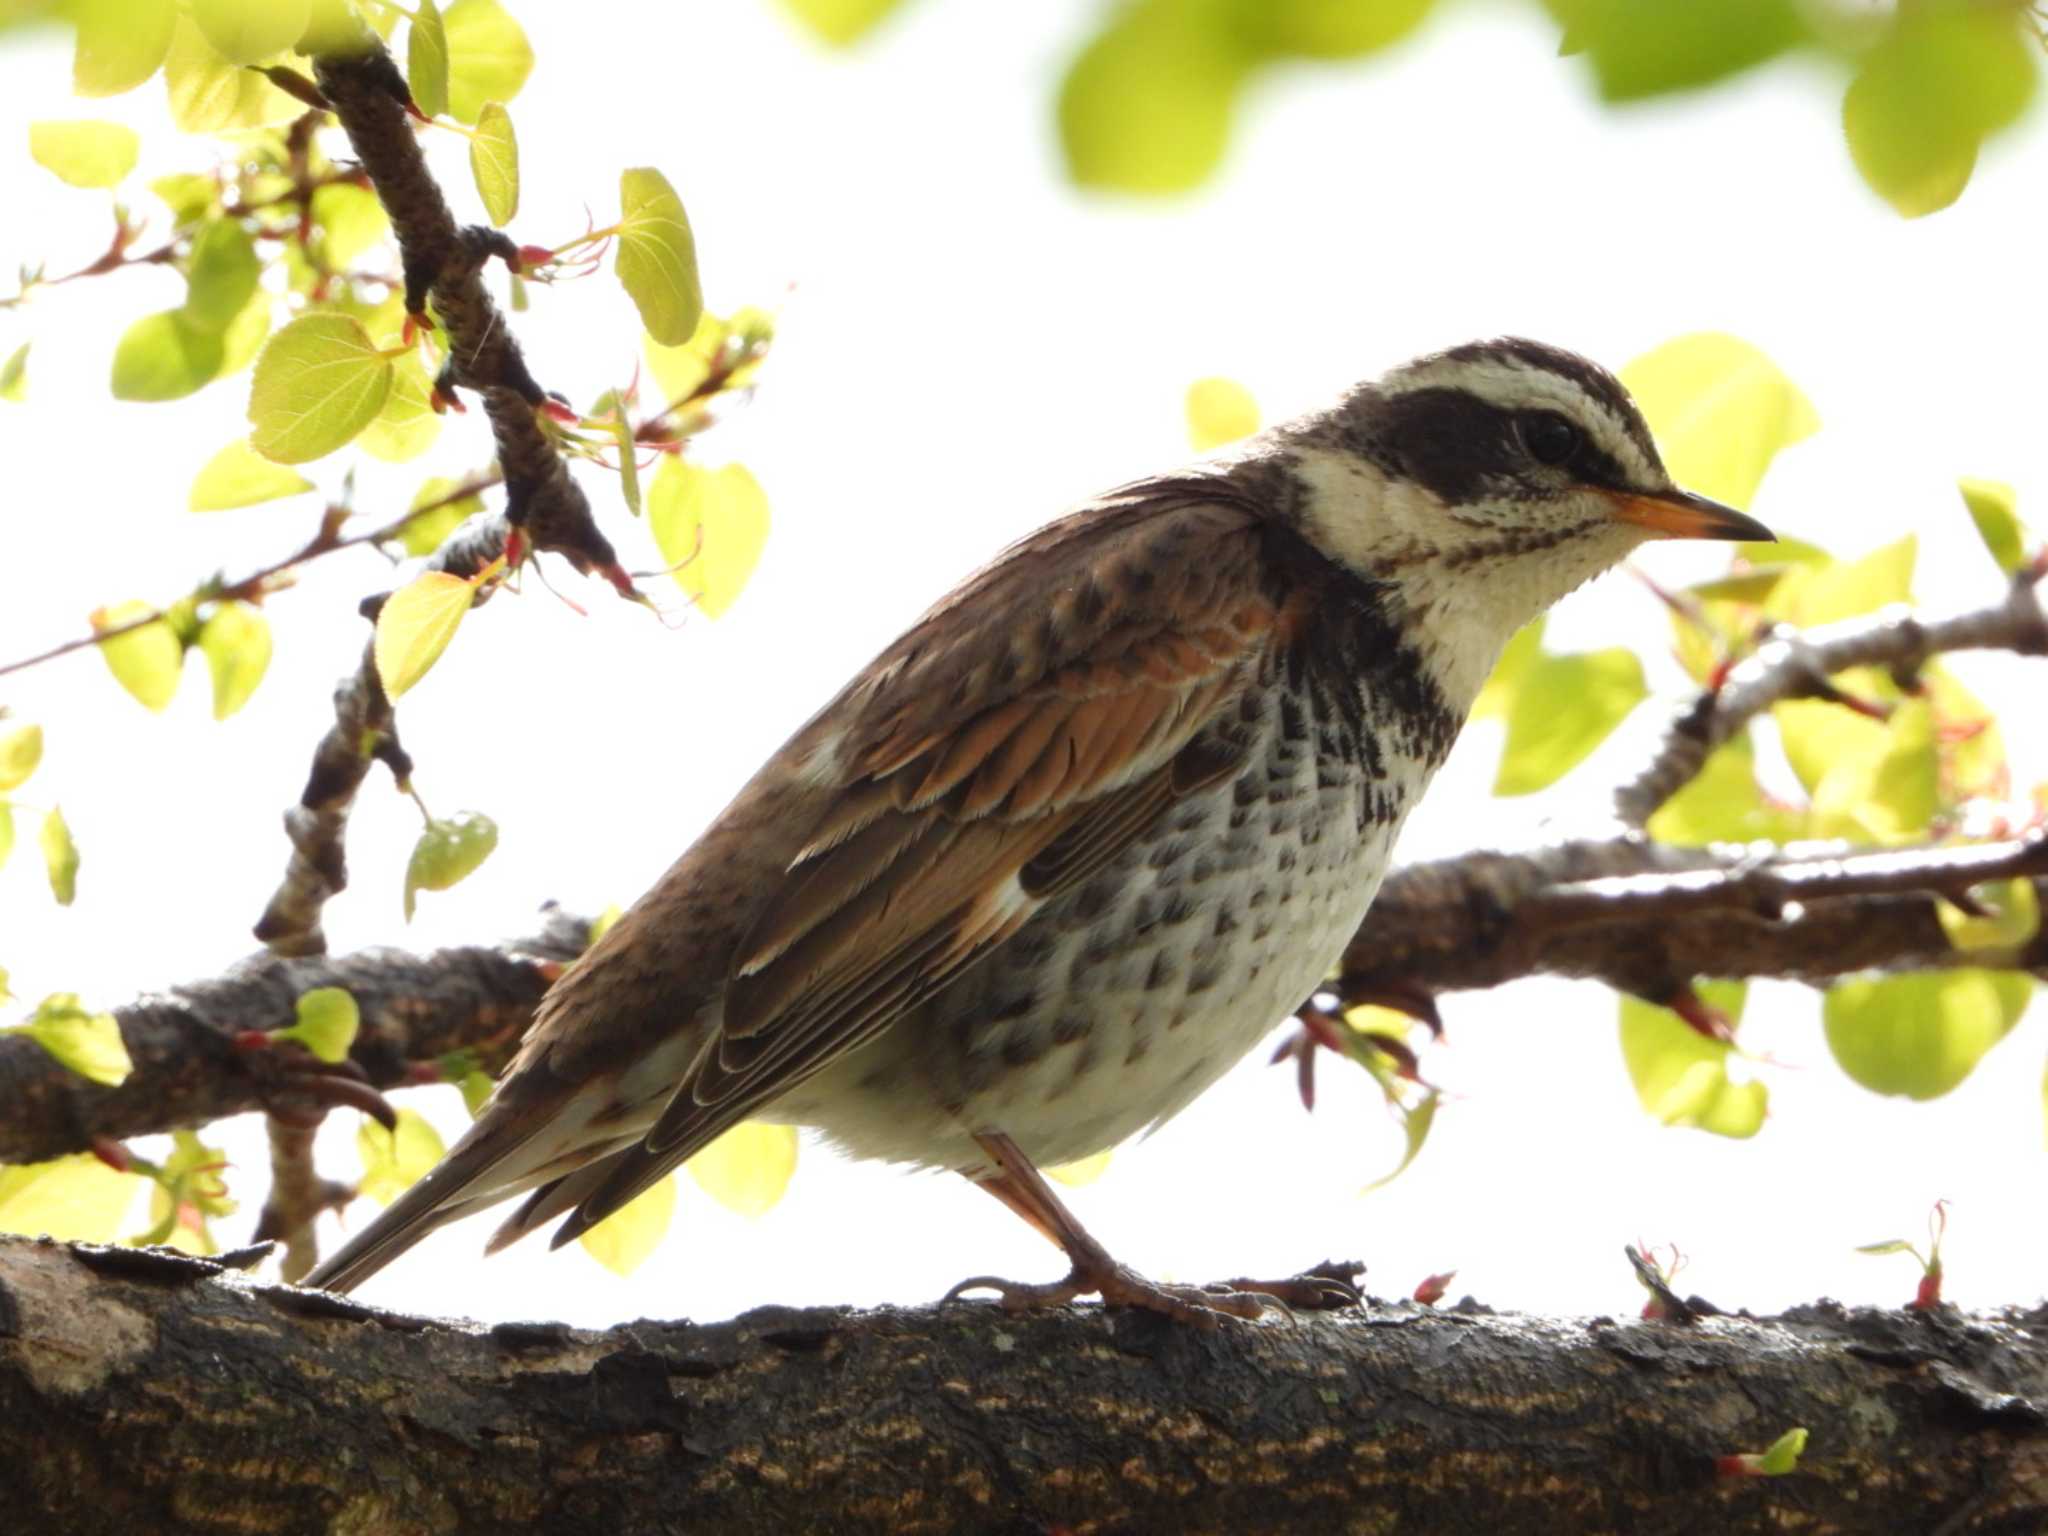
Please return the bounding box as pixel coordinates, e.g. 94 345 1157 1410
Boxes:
218 286 273 376
40 806 77 905
357 352 442 462
443 0 533 123
0 1155 139 1242
248 312 394 464
92 601 184 712
71 0 176 97
182 218 261 332
1770 535 1915 628
615 167 703 347
1854 1239 1918 1258
644 312 727 405
1937 878 2040 955
1241 0 1437 59
309 182 391 269
1185 375 1259 452
1843 6 2037 218
356 1108 446 1205
139 1128 234 1254
1958 478 2026 576
1363 1088 1440 1192
398 476 483 557
298 0 379 55
403 811 498 921
1754 1426 1808 1477
0 340 26 402
0 724 42 792
1493 646 1645 796
279 986 359 1063
163 16 298 132
151 171 222 228
16 993 132 1086
1471 616 1544 722
189 438 313 511
456 1069 494 1116
1825 969 2029 1100
687 1122 798 1219
1548 0 1806 101
1619 333 1818 510
468 100 518 225
776 0 908 47
1924 663 2006 803
374 570 474 699
111 309 225 402
608 409 641 516
0 805 12 871
1800 697 1938 845
1618 982 1765 1137
1058 0 1249 194
647 459 771 620
1647 731 1806 847
408 0 450 117
578 1173 675 1276
28 119 140 188
1045 1149 1113 1188
191 0 310 64
197 601 271 720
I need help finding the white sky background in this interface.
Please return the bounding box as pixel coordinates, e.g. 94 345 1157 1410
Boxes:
1 0 2045 1328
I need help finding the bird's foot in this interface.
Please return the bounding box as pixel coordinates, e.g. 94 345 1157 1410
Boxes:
1210 1258 1366 1312
945 1262 1284 1329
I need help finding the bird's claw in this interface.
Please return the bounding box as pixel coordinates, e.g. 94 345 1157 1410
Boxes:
945 1262 1285 1329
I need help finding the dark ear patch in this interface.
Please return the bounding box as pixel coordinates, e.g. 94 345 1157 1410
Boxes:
1357 387 1524 505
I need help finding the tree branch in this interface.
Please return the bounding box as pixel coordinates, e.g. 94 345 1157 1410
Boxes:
2 1235 2044 1534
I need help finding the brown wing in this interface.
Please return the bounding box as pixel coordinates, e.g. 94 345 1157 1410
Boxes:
540 484 1295 1245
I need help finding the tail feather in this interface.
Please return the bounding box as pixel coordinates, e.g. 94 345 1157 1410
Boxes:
483 1142 637 1256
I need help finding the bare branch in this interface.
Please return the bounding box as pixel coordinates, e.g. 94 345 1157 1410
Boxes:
1616 573 2048 827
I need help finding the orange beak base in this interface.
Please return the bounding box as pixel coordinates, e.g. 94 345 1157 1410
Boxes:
1607 487 1775 543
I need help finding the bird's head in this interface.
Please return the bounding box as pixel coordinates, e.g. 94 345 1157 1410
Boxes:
1262 336 1772 696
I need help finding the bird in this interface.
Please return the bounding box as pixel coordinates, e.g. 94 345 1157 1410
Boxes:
305 337 1771 1321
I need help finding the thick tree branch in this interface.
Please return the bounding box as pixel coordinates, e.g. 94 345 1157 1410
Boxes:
1616 572 2048 828
2 1236 2044 1534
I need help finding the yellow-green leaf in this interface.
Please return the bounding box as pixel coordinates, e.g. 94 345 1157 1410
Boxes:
189 438 313 511
279 986 358 1063
1618 982 1765 1138
374 570 473 699
776 0 908 47
357 352 441 462
398 476 483 558
0 806 12 871
1472 616 1544 722
355 1108 445 1205
219 286 273 376
1753 1426 1809 1477
1803 697 1938 845
1620 333 1818 510
1185 376 1259 451
578 1172 675 1276
443 0 532 123
457 1069 493 1116
1059 0 1248 194
111 309 225 402
1554 0 1806 102
28 119 139 189
687 1121 798 1219
191 0 309 64
93 601 184 712
1824 969 2029 1100
0 1155 139 1242
1925 663 2006 803
0 340 25 402
1937 878 2040 955
298 0 379 55
1363 1089 1440 1192
20 993 132 1086
1494 646 1645 796
163 17 298 132
1647 731 1806 847
248 312 394 464
1843 6 2037 218
403 810 498 921
1243 0 1436 58
644 311 727 405
138 1128 234 1255
468 100 518 225
408 0 450 117
0 724 41 792
1958 478 2026 576
647 459 771 620
183 218 261 332
1770 535 1915 628
72 0 176 97
197 601 271 720
1046 1149 1113 1188
309 182 391 270
151 171 221 228
40 806 77 905
615 167 703 347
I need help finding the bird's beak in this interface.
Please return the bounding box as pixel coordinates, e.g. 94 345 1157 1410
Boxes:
1605 487 1775 543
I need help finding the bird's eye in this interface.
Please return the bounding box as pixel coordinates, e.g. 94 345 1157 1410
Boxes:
1519 412 1580 467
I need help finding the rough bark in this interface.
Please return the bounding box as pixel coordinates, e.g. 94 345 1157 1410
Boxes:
1 1236 2044 1535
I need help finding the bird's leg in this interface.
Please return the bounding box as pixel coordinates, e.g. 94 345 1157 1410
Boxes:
943 1131 1357 1327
